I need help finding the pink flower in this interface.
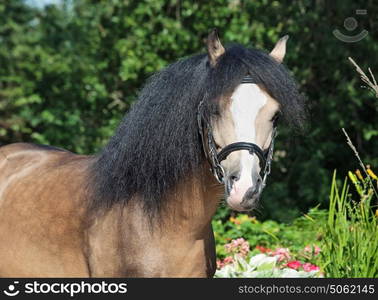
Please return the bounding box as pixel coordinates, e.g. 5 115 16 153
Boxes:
223 256 234 264
272 247 291 262
225 238 250 257
286 260 302 270
304 244 321 256
302 263 320 272
216 256 234 269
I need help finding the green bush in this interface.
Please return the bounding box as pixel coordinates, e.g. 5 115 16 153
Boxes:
1 0 378 221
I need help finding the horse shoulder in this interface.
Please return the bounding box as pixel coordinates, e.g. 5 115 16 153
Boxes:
0 142 92 277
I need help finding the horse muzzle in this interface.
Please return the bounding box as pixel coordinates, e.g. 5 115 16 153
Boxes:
225 173 262 211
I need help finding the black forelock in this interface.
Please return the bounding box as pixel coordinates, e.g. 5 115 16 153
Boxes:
89 44 306 217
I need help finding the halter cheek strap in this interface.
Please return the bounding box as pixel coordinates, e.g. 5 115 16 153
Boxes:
197 75 277 187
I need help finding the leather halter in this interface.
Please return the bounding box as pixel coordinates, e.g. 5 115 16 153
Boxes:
197 75 278 189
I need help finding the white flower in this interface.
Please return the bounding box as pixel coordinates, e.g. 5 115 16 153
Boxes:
249 254 277 270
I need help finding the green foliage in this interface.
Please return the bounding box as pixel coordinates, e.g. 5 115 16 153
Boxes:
212 207 326 260
1 0 378 220
320 171 378 277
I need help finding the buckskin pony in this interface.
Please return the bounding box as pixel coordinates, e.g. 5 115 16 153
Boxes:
0 30 305 277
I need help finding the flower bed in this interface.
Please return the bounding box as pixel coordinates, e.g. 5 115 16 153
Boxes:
215 238 322 278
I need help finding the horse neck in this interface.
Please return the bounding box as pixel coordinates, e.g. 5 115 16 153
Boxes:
157 164 222 233
86 164 222 276
97 163 221 235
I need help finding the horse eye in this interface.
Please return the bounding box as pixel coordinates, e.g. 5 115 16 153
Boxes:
271 112 280 124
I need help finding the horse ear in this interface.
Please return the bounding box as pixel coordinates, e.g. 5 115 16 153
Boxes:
270 35 289 63
206 29 225 67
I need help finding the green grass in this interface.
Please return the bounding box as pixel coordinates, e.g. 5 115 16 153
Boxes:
319 171 378 277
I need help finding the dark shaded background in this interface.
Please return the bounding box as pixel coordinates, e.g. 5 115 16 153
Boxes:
1 0 377 221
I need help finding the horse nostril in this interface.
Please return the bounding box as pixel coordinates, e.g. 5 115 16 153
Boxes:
226 172 240 194
230 172 240 182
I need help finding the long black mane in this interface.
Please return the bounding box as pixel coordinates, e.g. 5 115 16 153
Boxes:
89 44 306 215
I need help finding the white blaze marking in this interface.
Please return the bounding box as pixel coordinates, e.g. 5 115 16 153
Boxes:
230 84 267 194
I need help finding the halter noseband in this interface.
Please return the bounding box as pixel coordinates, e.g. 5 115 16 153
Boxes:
197 75 277 190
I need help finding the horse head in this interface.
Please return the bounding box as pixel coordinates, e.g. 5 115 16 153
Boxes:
199 30 296 211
